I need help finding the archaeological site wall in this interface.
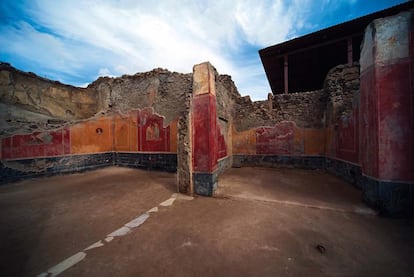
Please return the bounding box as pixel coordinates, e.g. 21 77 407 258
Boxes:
0 64 191 183
0 10 413 215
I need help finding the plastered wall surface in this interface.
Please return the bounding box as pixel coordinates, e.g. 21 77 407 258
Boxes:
360 11 414 181
0 10 412 215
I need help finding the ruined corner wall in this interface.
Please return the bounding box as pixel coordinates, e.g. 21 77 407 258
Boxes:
0 64 192 184
215 75 238 170
324 63 360 165
0 63 106 138
0 63 104 121
88 69 192 126
231 62 359 169
232 89 329 162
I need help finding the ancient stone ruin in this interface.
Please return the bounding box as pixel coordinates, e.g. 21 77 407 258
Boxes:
1 8 413 217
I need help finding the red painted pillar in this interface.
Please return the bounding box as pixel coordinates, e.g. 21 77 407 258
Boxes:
192 62 218 196
359 11 414 215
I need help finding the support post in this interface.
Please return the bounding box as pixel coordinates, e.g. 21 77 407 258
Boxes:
192 62 218 196
284 55 289 94
347 37 353 65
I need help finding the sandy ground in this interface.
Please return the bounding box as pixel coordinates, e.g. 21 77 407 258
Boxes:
0 166 413 276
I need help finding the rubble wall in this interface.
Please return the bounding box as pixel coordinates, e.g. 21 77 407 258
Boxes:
0 65 190 184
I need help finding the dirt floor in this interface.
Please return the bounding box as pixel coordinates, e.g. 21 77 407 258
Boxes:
0 166 413 276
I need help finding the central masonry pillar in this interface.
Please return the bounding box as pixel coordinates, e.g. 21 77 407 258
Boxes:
192 62 218 196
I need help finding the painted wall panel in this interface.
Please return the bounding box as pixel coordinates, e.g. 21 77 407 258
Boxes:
114 110 138 152
1 128 70 160
304 128 325 155
232 128 256 155
360 68 379 178
377 63 413 180
336 109 359 163
193 94 217 172
139 108 170 152
70 116 113 154
256 121 302 155
217 124 227 159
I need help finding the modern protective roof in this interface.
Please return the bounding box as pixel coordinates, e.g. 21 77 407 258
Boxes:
259 1 414 94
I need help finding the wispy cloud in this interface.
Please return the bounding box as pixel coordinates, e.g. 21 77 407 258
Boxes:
1 0 308 99
0 0 407 99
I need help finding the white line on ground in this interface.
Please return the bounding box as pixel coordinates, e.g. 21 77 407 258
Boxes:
38 252 86 277
147 206 159 213
84 240 104 251
107 226 131 237
37 193 193 276
159 197 175 206
125 213 149 228
104 236 114 243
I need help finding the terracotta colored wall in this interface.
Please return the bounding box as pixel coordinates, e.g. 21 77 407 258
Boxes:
304 128 326 156
1 128 70 159
114 108 174 153
232 128 256 155
0 108 176 161
70 116 113 154
256 122 304 155
114 110 139 152
233 121 325 156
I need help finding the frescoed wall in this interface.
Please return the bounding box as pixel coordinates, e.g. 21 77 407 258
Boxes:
1 108 176 159
139 108 171 152
70 116 113 154
1 128 70 159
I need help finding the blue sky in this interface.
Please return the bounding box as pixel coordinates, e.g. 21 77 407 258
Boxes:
0 0 408 100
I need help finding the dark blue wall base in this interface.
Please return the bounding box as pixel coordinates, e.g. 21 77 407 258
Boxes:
193 171 218 196
361 176 414 217
232 154 414 217
1 152 177 185
115 152 177 173
193 156 231 197
233 155 325 169
217 156 232 175
0 152 114 185
325 157 362 189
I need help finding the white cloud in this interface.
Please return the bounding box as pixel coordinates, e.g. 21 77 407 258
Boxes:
1 0 318 100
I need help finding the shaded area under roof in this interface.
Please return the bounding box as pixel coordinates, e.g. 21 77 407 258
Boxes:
259 1 414 94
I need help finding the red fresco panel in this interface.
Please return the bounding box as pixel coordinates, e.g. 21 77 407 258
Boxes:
359 68 379 178
4 129 67 159
217 124 227 159
1 137 12 159
193 94 218 172
63 128 71 154
336 108 359 163
44 130 63 157
377 62 414 180
140 108 170 152
256 122 295 154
